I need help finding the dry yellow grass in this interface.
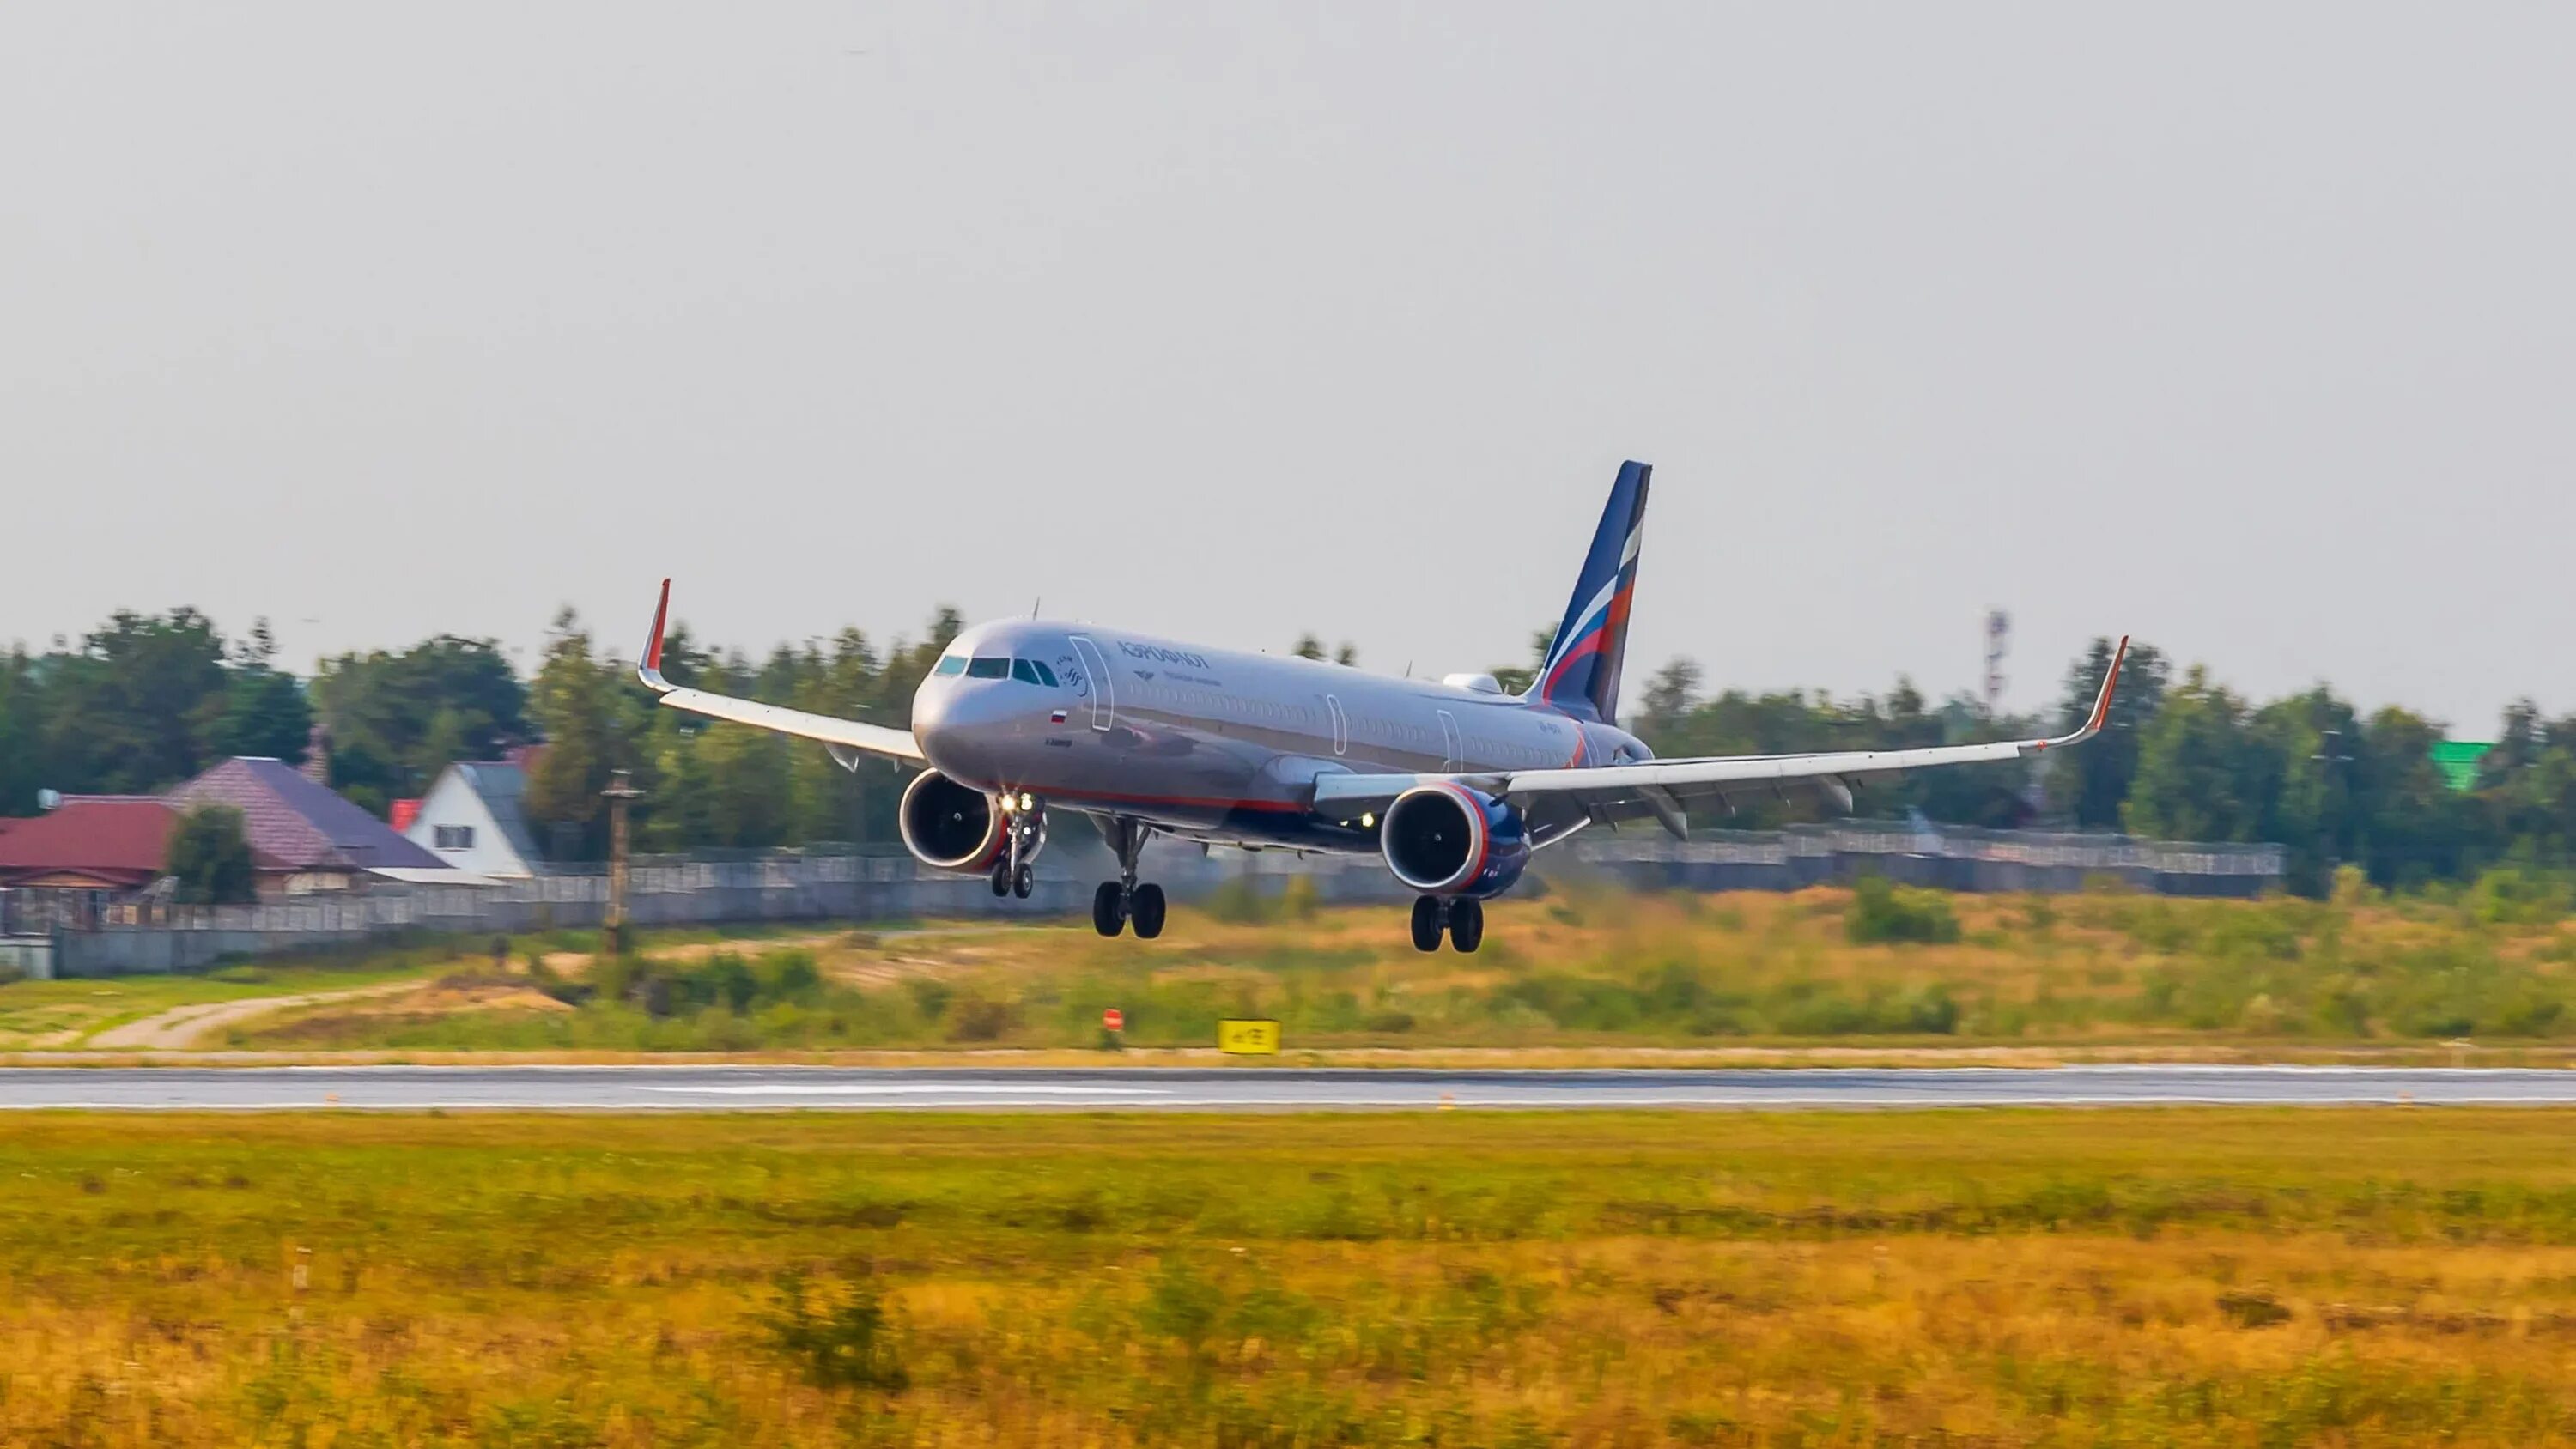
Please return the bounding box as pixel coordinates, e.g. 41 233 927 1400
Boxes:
9 1109 2576 1444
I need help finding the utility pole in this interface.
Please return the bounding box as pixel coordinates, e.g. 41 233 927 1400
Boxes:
602 769 642 956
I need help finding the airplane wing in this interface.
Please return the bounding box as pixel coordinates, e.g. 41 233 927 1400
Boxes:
1310 636 2128 840
634 579 926 767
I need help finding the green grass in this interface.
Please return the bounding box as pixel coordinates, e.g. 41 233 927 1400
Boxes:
10 1109 2576 1444
225 876 2576 1055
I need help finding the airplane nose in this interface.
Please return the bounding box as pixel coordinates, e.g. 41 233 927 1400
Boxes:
910 679 1004 782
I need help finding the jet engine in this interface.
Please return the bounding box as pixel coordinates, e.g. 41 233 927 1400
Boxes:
1380 784 1530 899
898 769 1007 874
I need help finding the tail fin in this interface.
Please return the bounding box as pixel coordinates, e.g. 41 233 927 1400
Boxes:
1527 459 1652 723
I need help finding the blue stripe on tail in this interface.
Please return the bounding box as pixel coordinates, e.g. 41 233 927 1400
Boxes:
1527 460 1652 724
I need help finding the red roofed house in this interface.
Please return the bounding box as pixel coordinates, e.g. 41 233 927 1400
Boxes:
0 797 179 893
165 757 449 894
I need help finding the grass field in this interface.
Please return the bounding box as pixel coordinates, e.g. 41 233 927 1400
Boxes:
0 960 435 1051
210 874 2576 1058
12 1108 2576 1445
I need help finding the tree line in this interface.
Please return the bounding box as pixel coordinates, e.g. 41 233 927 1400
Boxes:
4 607 2573 894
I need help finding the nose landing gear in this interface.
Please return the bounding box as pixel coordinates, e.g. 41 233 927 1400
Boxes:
1091 816 1166 939
1409 895 1483 953
992 793 1045 900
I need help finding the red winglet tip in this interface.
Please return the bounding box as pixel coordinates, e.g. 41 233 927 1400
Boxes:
2088 635 2130 731
644 579 672 671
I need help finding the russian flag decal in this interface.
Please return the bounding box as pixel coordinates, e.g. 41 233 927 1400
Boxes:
1050 708 1069 724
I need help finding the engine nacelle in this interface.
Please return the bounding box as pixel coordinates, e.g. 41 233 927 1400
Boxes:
1380 784 1529 899
898 769 1006 874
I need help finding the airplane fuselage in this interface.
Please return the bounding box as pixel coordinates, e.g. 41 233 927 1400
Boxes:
910 619 1650 852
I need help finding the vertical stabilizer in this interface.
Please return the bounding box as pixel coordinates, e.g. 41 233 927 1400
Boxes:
1527 460 1652 723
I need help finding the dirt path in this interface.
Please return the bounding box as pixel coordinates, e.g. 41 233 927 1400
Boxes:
86 980 422 1051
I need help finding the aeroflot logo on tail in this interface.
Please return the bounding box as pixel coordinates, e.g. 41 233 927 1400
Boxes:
1117 642 1211 669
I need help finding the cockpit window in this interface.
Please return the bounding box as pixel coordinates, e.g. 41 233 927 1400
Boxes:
933 655 967 677
965 657 1011 679
1012 658 1060 687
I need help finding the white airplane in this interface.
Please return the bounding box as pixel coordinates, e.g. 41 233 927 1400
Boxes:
641 461 2125 951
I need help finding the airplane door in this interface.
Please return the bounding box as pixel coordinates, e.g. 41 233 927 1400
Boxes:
1325 695 1349 756
1067 635 1115 731
1437 710 1462 771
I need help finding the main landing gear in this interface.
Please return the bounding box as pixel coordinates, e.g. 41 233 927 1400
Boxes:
1410 895 1483 954
1092 815 1166 939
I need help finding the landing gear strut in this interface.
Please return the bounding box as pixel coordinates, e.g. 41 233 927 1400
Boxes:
1093 816 1165 939
994 795 1044 900
1410 895 1483 954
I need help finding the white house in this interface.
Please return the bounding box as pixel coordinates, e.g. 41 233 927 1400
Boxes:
403 761 545 877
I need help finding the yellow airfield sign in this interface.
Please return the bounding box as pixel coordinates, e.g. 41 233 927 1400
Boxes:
1217 1019 1281 1055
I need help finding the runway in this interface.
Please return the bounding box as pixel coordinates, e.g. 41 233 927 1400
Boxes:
2 1064 2575 1111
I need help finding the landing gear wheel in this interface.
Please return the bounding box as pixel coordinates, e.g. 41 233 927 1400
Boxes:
1091 882 1127 937
1449 898 1485 954
1131 883 1167 940
1410 896 1444 953
1012 863 1035 899
990 861 1012 897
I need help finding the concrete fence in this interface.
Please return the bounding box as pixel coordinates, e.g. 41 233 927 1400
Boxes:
2 825 2284 979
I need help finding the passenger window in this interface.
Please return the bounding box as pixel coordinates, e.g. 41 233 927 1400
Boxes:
933 655 967 676
966 657 1010 679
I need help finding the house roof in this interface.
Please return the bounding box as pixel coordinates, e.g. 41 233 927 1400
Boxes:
2431 740 2494 794
166 758 447 873
0 797 179 888
450 761 546 868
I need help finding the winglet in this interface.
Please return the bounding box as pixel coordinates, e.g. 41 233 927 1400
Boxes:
2029 634 2128 753
638 578 674 693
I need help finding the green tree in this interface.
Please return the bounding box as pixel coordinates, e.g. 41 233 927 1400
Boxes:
1488 625 1558 697
213 621 313 762
311 634 528 808
165 803 257 905
2247 687 2360 895
522 610 637 861
2123 666 2263 842
0 647 41 815
1634 658 1703 738
49 609 233 793
2356 706 2477 888
2475 701 2576 867
2043 638 2169 828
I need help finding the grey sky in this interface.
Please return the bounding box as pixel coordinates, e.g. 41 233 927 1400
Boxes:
4 4 2570 731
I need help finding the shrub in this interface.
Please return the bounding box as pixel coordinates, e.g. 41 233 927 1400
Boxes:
1844 876 1961 945
166 803 257 906
2468 866 2572 926
1203 876 1274 925
759 1275 907 1391
2216 1290 2292 1328
947 993 1014 1042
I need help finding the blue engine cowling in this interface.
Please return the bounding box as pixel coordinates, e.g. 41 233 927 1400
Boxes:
1380 784 1530 899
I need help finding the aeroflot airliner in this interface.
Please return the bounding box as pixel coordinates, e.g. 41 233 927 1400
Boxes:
638 462 2126 951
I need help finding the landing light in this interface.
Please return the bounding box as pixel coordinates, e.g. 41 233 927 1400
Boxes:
1018 792 1035 812
1361 812 1375 828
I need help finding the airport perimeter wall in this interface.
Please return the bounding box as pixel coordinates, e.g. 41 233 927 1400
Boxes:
3 827 2284 979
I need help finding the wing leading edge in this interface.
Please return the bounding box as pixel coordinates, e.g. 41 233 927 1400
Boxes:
1311 636 2130 834
635 579 926 766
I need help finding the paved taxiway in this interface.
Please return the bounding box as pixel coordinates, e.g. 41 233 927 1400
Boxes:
1 1065 2573 1110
